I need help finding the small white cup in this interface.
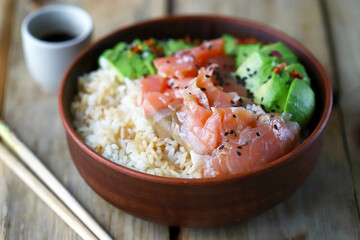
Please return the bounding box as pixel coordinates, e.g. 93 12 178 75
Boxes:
21 4 93 93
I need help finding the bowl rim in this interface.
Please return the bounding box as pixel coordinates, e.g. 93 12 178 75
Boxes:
59 14 333 185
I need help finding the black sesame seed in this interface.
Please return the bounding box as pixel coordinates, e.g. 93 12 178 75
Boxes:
261 97 264 102
209 66 213 71
238 98 243 103
237 146 242 149
276 104 280 109
195 64 200 69
200 88 206 91
230 100 235 104
208 45 212 50
253 71 257 75
278 73 282 77
205 74 211 78
243 77 248 81
230 130 235 134
249 74 253 77
286 80 290 85
142 74 148 78
247 68 250 72
270 114 274 118
233 114 237 118
225 140 229 142
189 92 192 95
218 145 224 150
166 60 170 63
170 82 174 87
184 86 188 89
274 124 278 130
256 132 261 136
261 104 265 109
237 151 241 156
224 132 229 136
268 75 271 79
174 86 179 89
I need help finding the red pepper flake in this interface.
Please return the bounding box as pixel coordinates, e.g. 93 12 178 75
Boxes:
274 66 280 74
274 62 287 74
184 35 191 43
290 69 304 79
238 38 258 44
270 50 281 58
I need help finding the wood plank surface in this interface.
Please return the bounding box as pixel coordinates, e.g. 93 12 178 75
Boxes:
325 0 360 212
0 0 16 114
0 0 168 239
173 0 360 239
1 0 360 239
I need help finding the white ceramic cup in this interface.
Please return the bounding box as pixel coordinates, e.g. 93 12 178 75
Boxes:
21 4 93 93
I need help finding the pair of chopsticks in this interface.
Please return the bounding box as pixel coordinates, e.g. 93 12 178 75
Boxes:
0 120 113 240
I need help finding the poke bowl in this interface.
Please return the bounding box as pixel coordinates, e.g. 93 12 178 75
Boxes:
59 15 332 227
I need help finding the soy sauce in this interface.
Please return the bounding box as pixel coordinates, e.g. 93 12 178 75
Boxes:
39 31 75 42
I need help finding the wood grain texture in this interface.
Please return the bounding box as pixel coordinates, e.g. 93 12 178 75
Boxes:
1 0 168 239
325 0 360 213
173 0 360 239
0 0 16 114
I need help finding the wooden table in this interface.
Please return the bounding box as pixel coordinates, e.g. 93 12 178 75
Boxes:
1 0 359 239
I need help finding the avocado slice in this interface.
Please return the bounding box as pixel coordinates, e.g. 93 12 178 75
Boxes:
284 79 315 128
99 39 158 81
254 69 291 113
161 39 195 56
222 34 238 55
286 63 310 85
235 43 262 67
259 42 298 64
235 52 279 93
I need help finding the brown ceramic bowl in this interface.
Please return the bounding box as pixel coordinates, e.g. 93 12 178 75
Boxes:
59 15 332 227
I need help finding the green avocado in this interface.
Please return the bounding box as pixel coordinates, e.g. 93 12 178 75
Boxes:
99 39 157 81
161 39 195 56
222 34 238 55
286 63 310 85
235 43 261 67
254 69 291 113
235 51 279 93
284 79 315 128
259 42 298 64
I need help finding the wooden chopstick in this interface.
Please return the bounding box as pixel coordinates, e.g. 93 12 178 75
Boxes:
0 120 113 240
0 143 97 240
